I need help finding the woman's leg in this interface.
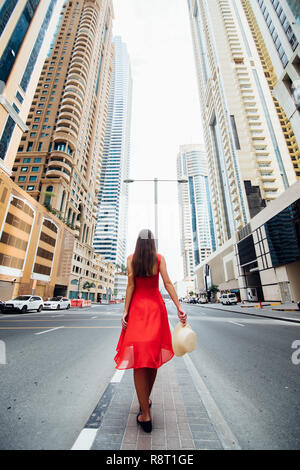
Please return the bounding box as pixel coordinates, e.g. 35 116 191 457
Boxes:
134 368 151 421
147 368 157 398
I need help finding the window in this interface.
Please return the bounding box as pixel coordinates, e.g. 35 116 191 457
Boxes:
21 167 28 172
23 158 31 163
20 0 57 92
0 0 40 83
34 157 42 162
27 142 33 151
18 176 26 182
0 116 16 160
27 186 35 191
31 167 39 172
29 176 37 181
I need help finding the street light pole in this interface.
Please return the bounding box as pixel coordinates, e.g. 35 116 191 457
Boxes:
123 177 188 251
154 177 158 250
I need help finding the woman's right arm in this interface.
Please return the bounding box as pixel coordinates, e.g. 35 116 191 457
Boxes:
122 255 135 330
159 255 187 324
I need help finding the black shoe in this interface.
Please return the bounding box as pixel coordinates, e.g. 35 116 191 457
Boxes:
137 411 152 433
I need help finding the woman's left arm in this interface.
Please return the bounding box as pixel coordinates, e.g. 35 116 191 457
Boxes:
122 255 135 330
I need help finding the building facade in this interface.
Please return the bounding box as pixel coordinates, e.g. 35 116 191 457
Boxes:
195 181 300 303
0 168 75 301
246 0 300 174
177 144 215 280
10 0 115 296
93 36 132 266
113 273 127 300
187 0 297 249
0 0 64 174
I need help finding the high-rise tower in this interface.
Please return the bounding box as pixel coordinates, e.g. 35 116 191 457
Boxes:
244 0 300 178
187 0 297 248
0 0 63 175
93 36 132 266
10 0 114 296
177 144 215 279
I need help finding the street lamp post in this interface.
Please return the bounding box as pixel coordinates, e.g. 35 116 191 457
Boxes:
124 177 188 250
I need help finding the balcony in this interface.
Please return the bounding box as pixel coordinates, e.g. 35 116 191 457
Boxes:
53 129 77 148
46 168 70 183
48 159 72 173
55 121 78 140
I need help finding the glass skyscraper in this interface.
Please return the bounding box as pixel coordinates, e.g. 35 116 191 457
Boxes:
177 144 215 279
93 36 132 266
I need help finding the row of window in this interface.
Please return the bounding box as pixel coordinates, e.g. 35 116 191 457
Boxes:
257 0 289 67
18 166 40 172
17 176 38 182
18 185 35 192
270 0 299 51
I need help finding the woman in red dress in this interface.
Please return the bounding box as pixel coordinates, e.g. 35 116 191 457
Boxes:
114 229 187 433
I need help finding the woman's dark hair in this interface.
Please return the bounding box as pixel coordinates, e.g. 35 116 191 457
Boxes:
132 229 157 277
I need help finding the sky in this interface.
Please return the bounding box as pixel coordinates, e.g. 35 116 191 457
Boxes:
112 0 204 282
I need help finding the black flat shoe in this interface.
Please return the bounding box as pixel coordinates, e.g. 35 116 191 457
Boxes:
137 411 152 433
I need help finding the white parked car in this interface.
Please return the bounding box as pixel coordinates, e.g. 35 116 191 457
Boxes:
4 295 44 313
43 297 71 310
220 293 238 305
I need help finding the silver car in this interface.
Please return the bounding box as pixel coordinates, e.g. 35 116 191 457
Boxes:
43 297 71 310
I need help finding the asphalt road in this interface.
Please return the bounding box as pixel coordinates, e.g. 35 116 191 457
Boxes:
0 301 299 449
170 302 300 450
0 304 122 450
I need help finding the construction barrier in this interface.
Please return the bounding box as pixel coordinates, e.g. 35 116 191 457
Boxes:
241 302 281 309
70 299 92 308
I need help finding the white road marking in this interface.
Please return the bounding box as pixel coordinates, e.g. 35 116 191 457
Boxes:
71 428 98 451
35 326 64 335
71 367 125 450
229 320 245 327
111 369 125 383
91 316 97 319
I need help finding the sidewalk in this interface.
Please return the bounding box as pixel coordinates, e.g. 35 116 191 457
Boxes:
203 302 300 324
88 357 226 451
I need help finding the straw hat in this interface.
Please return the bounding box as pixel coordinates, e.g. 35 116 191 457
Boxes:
172 322 197 357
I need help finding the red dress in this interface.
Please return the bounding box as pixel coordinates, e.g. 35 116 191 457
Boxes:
114 254 174 370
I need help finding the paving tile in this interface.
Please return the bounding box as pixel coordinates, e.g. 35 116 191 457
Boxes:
180 439 195 449
122 427 139 444
166 437 181 449
191 430 219 440
137 436 152 450
178 429 194 441
92 359 225 451
121 443 136 450
151 429 166 447
194 439 223 450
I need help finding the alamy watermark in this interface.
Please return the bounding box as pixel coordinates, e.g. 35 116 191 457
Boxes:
291 340 300 365
0 340 6 365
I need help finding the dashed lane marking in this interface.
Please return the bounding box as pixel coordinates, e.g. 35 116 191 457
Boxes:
228 320 245 327
35 326 64 335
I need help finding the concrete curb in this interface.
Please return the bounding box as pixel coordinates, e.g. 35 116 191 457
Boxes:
202 305 300 325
